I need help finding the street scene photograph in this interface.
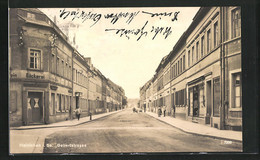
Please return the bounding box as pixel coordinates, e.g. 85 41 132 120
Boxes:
9 6 243 154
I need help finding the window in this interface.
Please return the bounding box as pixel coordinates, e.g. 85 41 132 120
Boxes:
213 77 220 117
232 8 241 38
180 58 182 73
27 12 35 19
196 41 199 62
69 66 72 80
175 89 185 106
65 63 68 78
57 57 60 74
201 36 205 57
214 21 219 47
188 50 190 67
170 66 173 79
183 55 185 71
29 49 41 69
51 54 55 73
76 70 78 82
207 29 211 53
61 60 64 76
178 61 180 75
192 46 194 65
73 68 75 82
233 73 242 108
57 94 61 112
173 65 175 77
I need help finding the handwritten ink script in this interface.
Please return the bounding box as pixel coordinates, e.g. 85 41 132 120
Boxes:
59 9 180 41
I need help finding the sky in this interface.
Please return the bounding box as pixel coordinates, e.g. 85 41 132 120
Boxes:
40 7 200 99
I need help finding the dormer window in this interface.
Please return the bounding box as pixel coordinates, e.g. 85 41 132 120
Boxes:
27 12 35 20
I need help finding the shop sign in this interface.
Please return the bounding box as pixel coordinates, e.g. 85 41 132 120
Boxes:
26 73 45 79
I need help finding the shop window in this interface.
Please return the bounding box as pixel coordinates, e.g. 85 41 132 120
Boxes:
29 49 41 69
214 21 219 47
213 77 220 117
188 89 193 116
231 8 241 38
56 94 61 112
232 73 242 108
175 89 185 106
207 29 211 53
50 93 55 115
199 85 205 117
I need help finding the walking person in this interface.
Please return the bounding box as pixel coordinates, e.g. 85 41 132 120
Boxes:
158 107 162 117
163 106 166 117
75 107 82 121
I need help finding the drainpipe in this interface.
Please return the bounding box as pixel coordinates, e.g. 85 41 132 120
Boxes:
220 7 225 130
70 50 74 120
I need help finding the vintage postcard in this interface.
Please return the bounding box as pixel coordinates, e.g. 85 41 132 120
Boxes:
9 7 243 154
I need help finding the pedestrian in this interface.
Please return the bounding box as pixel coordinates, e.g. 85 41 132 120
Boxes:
158 107 162 117
163 106 166 117
75 107 82 120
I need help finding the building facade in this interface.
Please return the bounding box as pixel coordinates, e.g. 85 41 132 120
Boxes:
9 8 126 126
140 7 242 130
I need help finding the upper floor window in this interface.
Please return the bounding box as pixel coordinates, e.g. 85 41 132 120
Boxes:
69 66 72 80
214 21 219 47
192 46 194 65
196 41 199 62
188 50 190 67
29 49 41 69
207 29 211 53
180 58 182 73
173 65 176 77
201 36 205 57
183 55 185 71
231 8 241 38
51 54 56 73
61 60 64 76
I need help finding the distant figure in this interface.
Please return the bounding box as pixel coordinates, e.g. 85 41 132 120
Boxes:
74 107 82 120
158 107 162 117
133 107 137 113
163 106 166 117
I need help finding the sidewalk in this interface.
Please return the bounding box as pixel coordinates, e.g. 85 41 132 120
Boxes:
10 110 122 154
10 110 122 130
145 111 242 142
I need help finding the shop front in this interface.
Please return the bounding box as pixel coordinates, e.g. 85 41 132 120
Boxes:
22 82 49 125
187 76 207 124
